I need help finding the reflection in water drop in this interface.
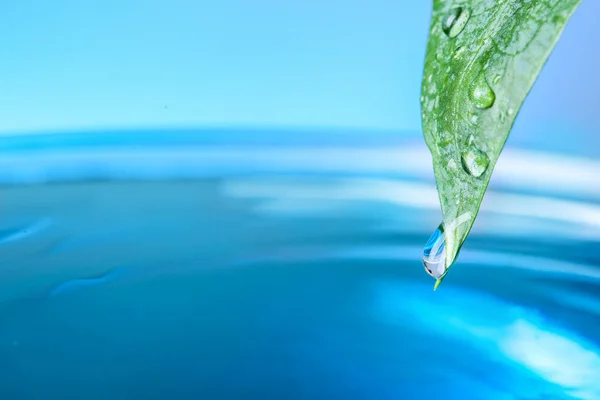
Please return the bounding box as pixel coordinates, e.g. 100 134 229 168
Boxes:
461 145 490 178
422 223 446 279
442 7 470 38
471 73 496 109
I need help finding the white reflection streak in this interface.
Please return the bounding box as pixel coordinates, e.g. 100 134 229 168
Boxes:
374 283 600 399
500 319 600 400
0 145 598 197
222 178 600 229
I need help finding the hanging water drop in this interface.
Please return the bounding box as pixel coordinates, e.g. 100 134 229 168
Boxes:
442 7 470 38
422 223 446 279
461 145 490 178
470 73 496 109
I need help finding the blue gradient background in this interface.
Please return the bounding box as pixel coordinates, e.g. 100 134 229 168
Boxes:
0 1 598 143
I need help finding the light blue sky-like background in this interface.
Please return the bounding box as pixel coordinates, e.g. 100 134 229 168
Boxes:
0 1 598 142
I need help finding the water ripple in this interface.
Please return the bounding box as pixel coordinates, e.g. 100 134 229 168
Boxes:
373 281 600 400
0 218 53 245
47 267 126 298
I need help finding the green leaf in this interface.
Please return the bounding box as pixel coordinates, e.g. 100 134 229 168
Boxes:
421 0 581 287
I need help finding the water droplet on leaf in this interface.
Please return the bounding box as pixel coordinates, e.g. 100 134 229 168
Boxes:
442 7 470 38
423 223 446 279
452 46 466 60
470 73 496 109
436 43 452 63
461 145 490 178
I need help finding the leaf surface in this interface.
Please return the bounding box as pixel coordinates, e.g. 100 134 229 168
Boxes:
421 0 582 288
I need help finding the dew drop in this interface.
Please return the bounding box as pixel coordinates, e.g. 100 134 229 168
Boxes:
470 73 496 109
461 145 490 178
442 7 470 38
436 44 453 64
452 46 466 60
422 223 446 279
492 74 502 86
499 111 507 124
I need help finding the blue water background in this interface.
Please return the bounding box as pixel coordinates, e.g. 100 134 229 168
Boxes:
0 127 598 399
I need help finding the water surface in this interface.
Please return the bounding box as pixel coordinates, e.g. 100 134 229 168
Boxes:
0 129 598 399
